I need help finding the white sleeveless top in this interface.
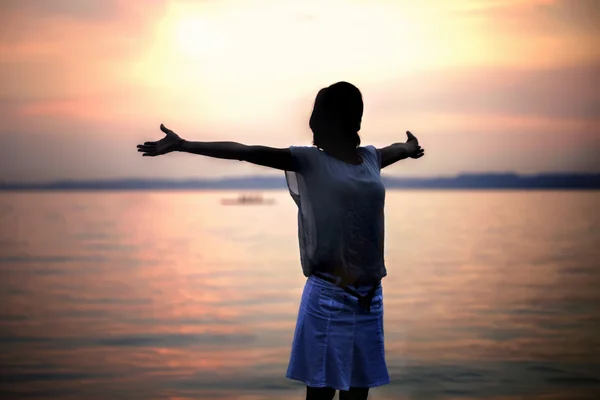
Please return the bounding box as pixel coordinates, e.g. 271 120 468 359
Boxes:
285 145 387 284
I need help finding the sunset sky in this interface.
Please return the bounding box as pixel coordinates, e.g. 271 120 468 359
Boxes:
1 0 599 182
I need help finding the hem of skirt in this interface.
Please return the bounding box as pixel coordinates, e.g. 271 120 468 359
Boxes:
285 374 391 391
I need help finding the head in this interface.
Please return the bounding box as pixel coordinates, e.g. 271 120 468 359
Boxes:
310 81 363 152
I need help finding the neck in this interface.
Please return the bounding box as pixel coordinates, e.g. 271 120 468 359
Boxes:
321 146 362 164
321 143 357 155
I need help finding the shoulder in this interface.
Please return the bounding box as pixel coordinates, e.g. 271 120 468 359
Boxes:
290 145 319 155
289 145 320 173
360 145 382 168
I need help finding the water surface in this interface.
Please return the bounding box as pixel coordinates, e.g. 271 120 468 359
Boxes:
1 190 599 399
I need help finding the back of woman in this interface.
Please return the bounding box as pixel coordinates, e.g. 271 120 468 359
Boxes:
286 144 386 287
285 145 390 398
285 83 390 400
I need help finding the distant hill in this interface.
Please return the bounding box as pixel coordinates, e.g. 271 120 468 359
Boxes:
1 173 599 191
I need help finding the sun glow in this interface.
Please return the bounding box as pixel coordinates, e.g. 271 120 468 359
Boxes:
128 0 515 125
173 16 224 58
132 1 435 90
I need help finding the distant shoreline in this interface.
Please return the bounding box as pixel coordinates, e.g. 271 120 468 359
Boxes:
1 173 599 191
1 188 598 192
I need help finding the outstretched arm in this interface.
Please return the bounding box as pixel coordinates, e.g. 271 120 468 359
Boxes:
179 141 294 171
377 131 424 169
137 124 295 171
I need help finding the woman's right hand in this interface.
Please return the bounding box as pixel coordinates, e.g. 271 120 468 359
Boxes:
403 131 424 159
137 124 184 157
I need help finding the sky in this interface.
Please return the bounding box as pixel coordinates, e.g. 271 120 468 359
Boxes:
1 0 599 182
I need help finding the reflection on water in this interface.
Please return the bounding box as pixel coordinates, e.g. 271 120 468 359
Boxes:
1 190 599 399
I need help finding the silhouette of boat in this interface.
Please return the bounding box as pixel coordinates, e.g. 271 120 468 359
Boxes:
220 193 275 205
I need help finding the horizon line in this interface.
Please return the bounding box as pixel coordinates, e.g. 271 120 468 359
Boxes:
2 171 600 186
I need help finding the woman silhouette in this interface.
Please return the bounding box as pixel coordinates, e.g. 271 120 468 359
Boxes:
137 81 424 400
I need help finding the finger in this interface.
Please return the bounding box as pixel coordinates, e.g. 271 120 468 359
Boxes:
142 153 157 157
137 146 155 152
413 153 424 158
160 124 172 134
406 131 417 141
143 141 157 146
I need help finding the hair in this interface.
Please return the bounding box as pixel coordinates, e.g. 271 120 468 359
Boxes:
310 81 363 151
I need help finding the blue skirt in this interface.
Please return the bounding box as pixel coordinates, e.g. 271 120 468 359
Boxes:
286 274 390 390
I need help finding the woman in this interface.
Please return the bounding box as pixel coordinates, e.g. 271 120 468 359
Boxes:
137 82 424 400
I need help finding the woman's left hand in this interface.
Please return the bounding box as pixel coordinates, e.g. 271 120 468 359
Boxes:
137 124 184 157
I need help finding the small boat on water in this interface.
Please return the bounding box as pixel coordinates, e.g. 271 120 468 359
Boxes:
220 193 275 205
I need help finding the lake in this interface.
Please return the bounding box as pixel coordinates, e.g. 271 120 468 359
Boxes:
1 190 599 399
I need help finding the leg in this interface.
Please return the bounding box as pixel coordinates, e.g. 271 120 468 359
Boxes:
306 385 336 400
339 387 369 400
